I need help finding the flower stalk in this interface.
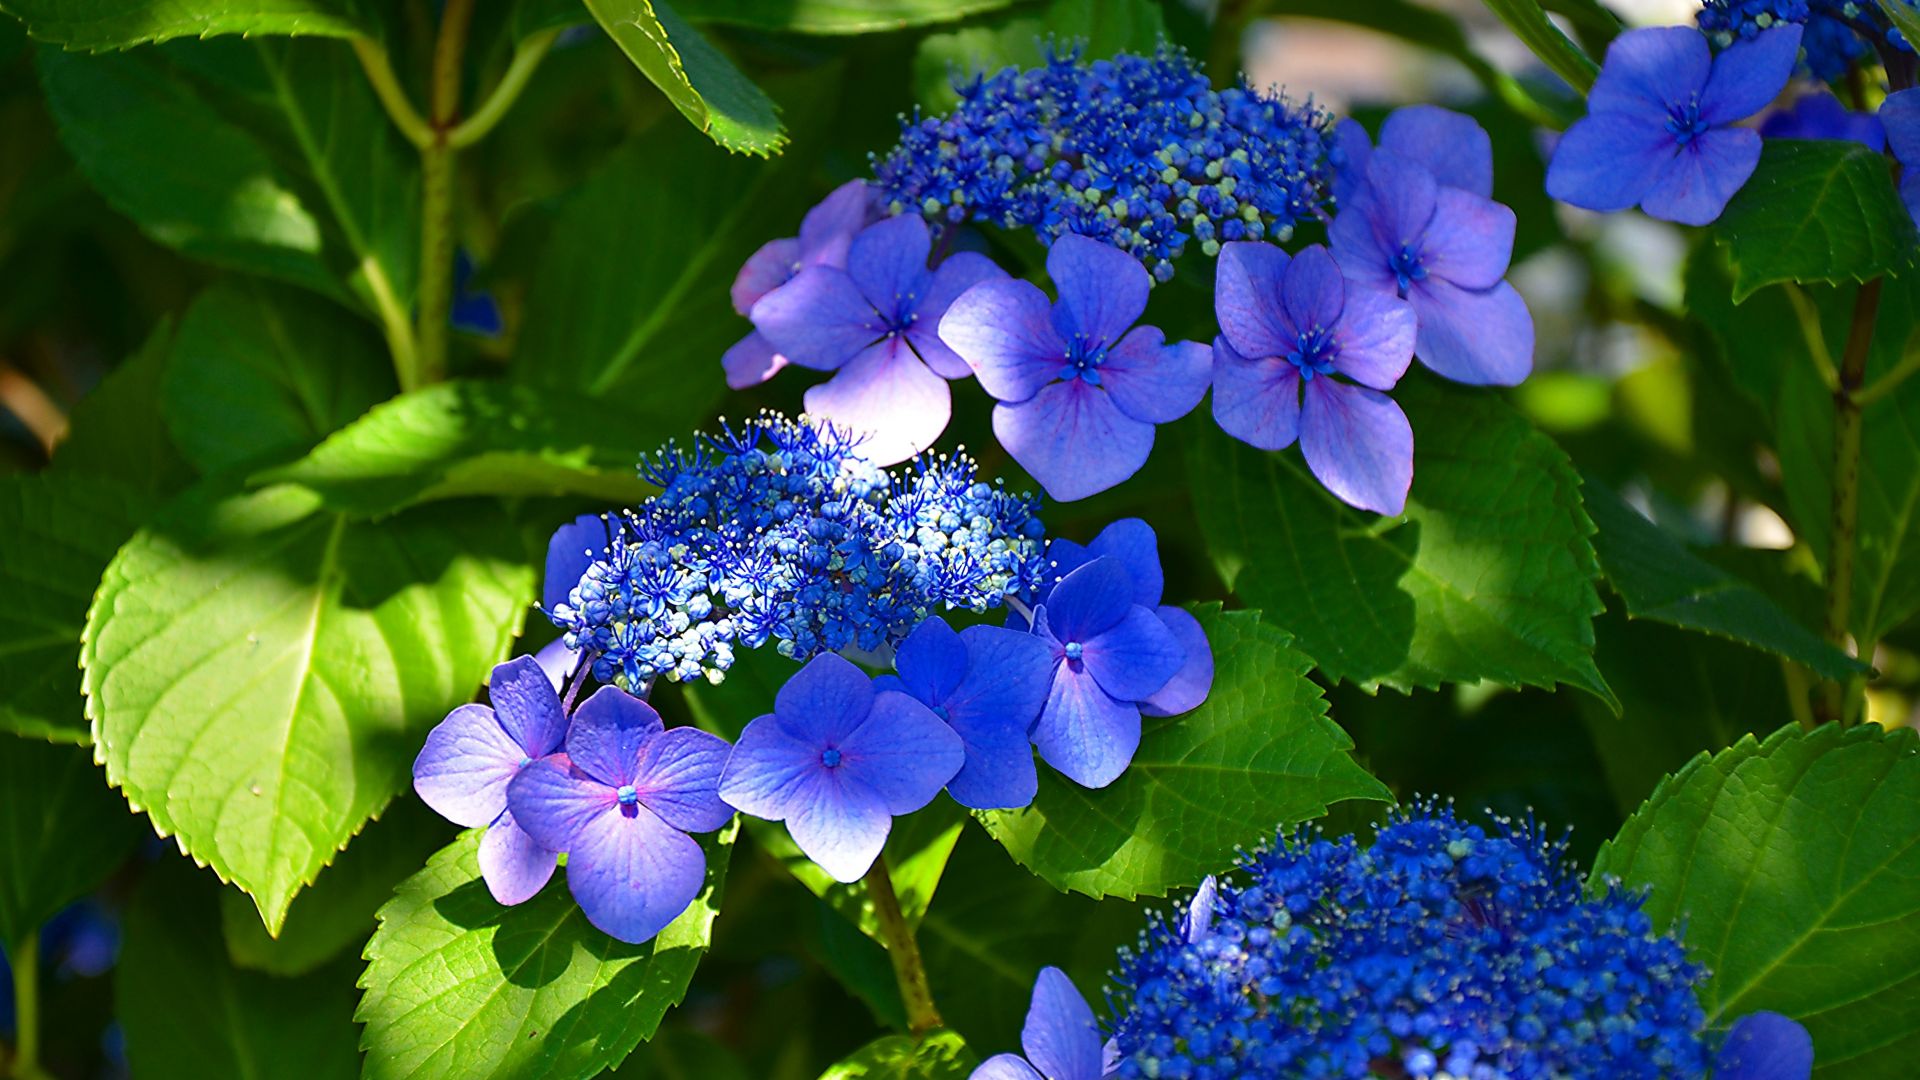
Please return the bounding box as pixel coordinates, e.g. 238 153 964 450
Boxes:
6 932 49 1080
864 856 943 1037
1819 277 1883 726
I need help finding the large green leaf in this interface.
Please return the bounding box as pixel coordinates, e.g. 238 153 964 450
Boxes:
119 857 361 1080
257 380 656 516
816 1030 975 1080
697 0 1020 35
1714 140 1916 302
0 473 150 743
164 281 396 474
980 606 1390 899
1592 723 1920 1074
582 0 785 155
0 0 368 50
51 317 198 501
82 484 532 931
1191 377 1614 705
357 825 737 1080
0 738 145 945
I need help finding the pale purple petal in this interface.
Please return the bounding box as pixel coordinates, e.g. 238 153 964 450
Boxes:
1023 967 1105 1080
414 704 522 828
1330 116 1373 204
840 690 965 813
1328 205 1395 294
1212 335 1302 451
489 655 569 758
1640 128 1762 226
939 278 1066 404
1047 234 1149 348
1214 241 1295 359
478 810 557 905
911 251 1008 378
632 727 734 833
1099 329 1211 424
1885 88 1920 165
506 754 614 852
1410 279 1534 387
1300 378 1414 516
1588 26 1711 120
1086 518 1162 608
1422 188 1515 291
893 617 969 705
750 266 881 371
786 768 892 882
1032 663 1141 789
533 637 581 692
796 180 876 264
1330 287 1416 391
971 1055 1044 1080
1081 604 1184 702
993 382 1154 502
1185 876 1219 942
543 514 604 612
1141 605 1214 718
774 653 877 744
1545 113 1673 213
847 215 934 319
802 337 950 466
732 237 800 315
1700 25 1803 125
717 714 821 820
1037 558 1134 643
1379 105 1493 197
723 331 789 389
941 626 1052 809
565 801 708 944
1360 153 1439 256
566 686 665 786
1715 1012 1813 1080
1282 245 1346 332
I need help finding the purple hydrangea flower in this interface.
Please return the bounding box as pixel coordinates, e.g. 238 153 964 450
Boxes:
972 967 1112 1080
874 617 1054 810
1546 25 1803 226
725 180 878 390
1883 88 1920 225
1715 1011 1815 1080
719 653 964 882
938 235 1212 501
413 656 568 905
1762 92 1886 150
1331 106 1532 388
749 214 1005 464
1213 241 1418 515
505 687 734 944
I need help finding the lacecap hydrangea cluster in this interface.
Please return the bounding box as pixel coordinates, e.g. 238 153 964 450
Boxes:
1697 0 1911 81
872 44 1335 282
547 414 1048 688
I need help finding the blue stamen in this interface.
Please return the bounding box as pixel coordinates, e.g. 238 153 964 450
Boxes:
822 747 844 768
616 784 639 806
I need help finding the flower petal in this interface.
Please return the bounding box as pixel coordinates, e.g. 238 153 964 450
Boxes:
533 637 581 692
731 237 800 315
1422 188 1515 291
1038 557 1134 643
774 653 876 744
847 215 934 318
543 513 605 612
1714 1012 1814 1080
506 754 614 852
414 704 521 828
971 1055 1044 1080
802 337 951 466
478 810 557 906
1330 287 1416 391
565 801 708 944
1082 604 1185 703
796 179 876 265
723 331 789 390
1885 88 1920 166
1639 128 1761 226
750 266 881 371
1330 116 1373 204
1328 203 1395 295
1588 26 1711 120
633 726 735 833
1046 234 1149 348
1701 25 1803 125
1100 328 1211 425
786 768 892 883
993 382 1155 502
941 626 1053 809
1282 245 1346 333
1545 113 1673 214
893 616 970 705
1022 967 1105 1080
939 278 1066 404
1410 279 1534 387
1214 240 1295 360
1212 335 1302 451
1379 105 1493 197
566 686 666 787
1086 518 1163 608
1360 152 1439 257
490 655 570 758
841 690 964 814
1031 662 1141 789
1140 605 1214 718
717 714 821 820
1300 377 1414 516
911 251 1007 378
1185 876 1218 943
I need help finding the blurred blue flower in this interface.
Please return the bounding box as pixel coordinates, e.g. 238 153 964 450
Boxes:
1698 0 1901 82
450 250 504 338
1883 88 1920 225
1717 1011 1815 1080
726 179 880 390
972 966 1112 1080
1761 92 1886 149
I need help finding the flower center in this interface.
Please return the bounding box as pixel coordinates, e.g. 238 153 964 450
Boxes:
884 291 921 336
1389 244 1427 295
821 747 844 768
517 755 533 769
931 703 951 722
1058 333 1108 385
1665 97 1709 145
1064 640 1084 661
616 784 639 806
1286 326 1339 382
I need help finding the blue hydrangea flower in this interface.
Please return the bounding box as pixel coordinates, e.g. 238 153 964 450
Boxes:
1762 92 1886 149
972 966 1112 1080
1213 242 1418 515
1698 0 1904 83
939 235 1211 501
1547 25 1803 226
1883 88 1920 224
725 179 880 389
874 616 1054 810
506 687 734 944
719 653 964 881
874 45 1335 281
413 656 568 905
748 214 1005 464
1331 106 1533 387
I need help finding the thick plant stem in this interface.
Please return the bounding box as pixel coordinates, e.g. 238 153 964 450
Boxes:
865 857 943 1036
1481 0 1600 94
8 933 49 1080
350 37 433 149
416 0 476 389
1819 278 1883 726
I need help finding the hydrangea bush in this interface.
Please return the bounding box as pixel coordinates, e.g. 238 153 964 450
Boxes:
1 1 1917 1078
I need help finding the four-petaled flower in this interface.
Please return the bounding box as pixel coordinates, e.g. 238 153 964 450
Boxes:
875 617 1054 810
1213 242 1419 515
1331 106 1533 387
749 214 1005 464
1882 88 1920 227
506 687 735 944
972 967 1113 1080
719 653 964 882
1547 25 1803 225
413 656 568 906
725 180 878 389
939 235 1212 501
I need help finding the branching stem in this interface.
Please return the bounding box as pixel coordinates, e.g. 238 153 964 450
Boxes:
1819 278 1883 726
451 29 561 150
414 0 476 390
865 856 943 1036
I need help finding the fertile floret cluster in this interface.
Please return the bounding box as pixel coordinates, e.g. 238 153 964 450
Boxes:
872 45 1335 282
1697 0 1909 81
1104 804 1712 1079
547 414 1049 688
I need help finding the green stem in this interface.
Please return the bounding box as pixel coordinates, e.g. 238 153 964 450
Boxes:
1854 327 1920 407
1480 0 1600 94
350 37 433 149
1819 278 1883 726
864 857 942 1037
8 934 50 1080
450 29 560 149
415 0 476 389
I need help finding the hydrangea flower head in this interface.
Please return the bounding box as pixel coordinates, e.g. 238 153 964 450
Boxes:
1547 25 1803 226
1330 106 1533 386
506 687 733 944
1213 241 1418 515
719 653 965 882
413 656 567 905
1761 91 1886 150
748 214 1005 463
1882 88 1920 224
971 966 1112 1080
725 180 880 389
1698 0 1902 83
939 235 1211 501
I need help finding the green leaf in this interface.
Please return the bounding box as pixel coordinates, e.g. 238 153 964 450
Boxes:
1583 478 1861 680
605 1028 751 1079
582 0 785 155
697 0 1020 35
914 0 1163 111
745 798 964 938
1714 140 1916 302
51 317 198 500
357 824 737 1080
0 0 368 50
256 380 656 516
119 856 361 1080
82 484 533 931
165 281 396 475
0 473 150 744
980 606 1390 899
1884 0 1920 62
220 796 453 976
816 1030 976 1080
1191 376 1614 706
1592 723 1920 1073
0 738 145 945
